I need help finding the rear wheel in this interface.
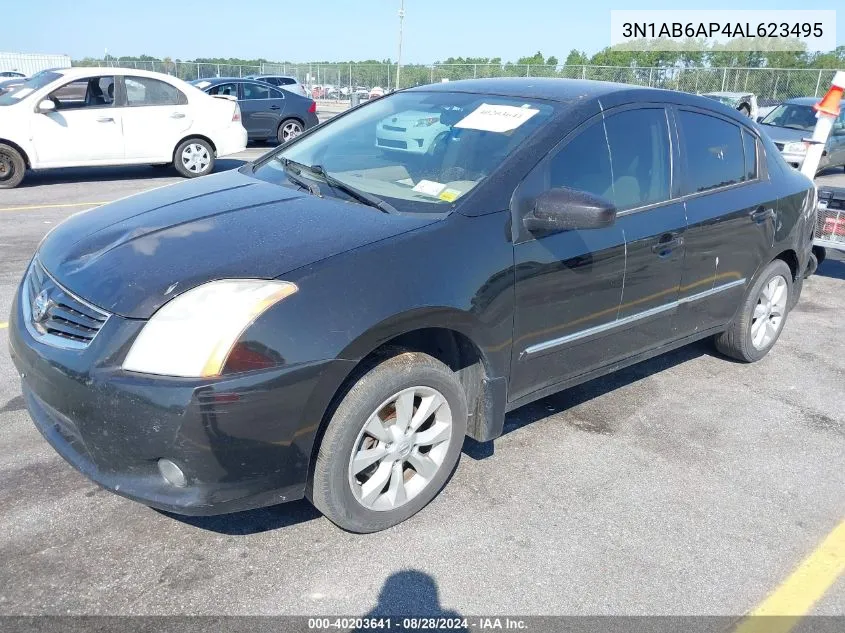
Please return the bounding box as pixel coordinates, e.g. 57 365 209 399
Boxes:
174 138 215 178
277 119 304 144
715 260 792 362
310 352 467 533
0 143 26 189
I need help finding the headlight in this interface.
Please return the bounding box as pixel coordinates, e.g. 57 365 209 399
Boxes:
122 279 298 378
783 141 808 154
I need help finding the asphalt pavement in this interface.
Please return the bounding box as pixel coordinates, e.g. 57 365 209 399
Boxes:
0 154 843 618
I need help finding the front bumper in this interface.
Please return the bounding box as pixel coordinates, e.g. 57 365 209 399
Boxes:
8 284 351 516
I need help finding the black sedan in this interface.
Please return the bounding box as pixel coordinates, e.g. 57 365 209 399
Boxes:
191 77 318 143
9 79 814 533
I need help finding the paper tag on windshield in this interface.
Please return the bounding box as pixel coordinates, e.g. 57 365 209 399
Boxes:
412 180 447 197
12 88 34 100
455 103 539 133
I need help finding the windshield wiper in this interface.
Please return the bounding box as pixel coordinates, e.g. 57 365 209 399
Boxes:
275 157 321 196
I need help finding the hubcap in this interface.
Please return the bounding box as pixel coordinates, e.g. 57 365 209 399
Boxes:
751 275 788 350
348 386 453 512
0 153 13 182
181 143 211 174
281 122 303 142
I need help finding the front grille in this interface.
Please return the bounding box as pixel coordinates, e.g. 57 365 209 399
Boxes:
24 260 109 350
377 138 407 149
816 190 845 246
383 125 406 132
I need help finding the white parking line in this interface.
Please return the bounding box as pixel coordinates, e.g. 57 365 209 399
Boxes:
0 202 108 213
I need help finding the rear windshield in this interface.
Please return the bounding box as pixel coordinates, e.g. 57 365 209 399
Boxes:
0 71 61 106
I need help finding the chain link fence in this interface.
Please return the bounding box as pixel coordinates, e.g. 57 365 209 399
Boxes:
73 60 838 102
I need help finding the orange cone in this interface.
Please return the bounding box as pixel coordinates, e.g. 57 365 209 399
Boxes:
814 85 843 117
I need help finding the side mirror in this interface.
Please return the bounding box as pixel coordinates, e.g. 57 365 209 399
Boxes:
524 187 617 233
756 116 765 123
37 99 56 113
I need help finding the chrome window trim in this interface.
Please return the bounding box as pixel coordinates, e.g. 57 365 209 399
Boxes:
21 260 111 351
522 278 746 357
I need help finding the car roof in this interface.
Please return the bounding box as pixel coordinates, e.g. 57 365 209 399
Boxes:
783 97 819 106
247 74 298 81
702 91 750 97
53 67 185 80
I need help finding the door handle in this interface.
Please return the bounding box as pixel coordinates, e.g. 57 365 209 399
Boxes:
651 234 684 255
96 117 114 123
750 207 774 223
170 112 186 119
269 105 281 110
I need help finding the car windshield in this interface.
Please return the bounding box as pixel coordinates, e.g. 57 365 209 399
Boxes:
251 91 555 212
760 103 817 131
704 94 740 106
0 71 61 106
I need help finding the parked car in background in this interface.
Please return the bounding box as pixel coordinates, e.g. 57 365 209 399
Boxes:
192 77 318 144
9 78 814 533
369 86 385 99
244 74 309 98
758 97 845 171
0 67 247 188
701 91 758 118
375 109 449 154
0 71 26 78
756 97 781 120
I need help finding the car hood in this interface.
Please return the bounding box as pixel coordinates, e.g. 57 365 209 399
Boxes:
38 168 441 319
759 125 809 144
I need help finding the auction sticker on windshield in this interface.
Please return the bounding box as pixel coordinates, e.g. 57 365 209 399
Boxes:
12 88 33 99
412 180 447 197
455 103 540 133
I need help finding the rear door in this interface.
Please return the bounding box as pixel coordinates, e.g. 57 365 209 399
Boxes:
672 108 776 335
240 82 284 139
120 76 193 162
30 75 124 165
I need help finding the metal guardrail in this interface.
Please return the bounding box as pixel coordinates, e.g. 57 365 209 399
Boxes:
69 60 839 102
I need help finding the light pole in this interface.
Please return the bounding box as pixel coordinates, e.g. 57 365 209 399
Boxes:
395 0 405 90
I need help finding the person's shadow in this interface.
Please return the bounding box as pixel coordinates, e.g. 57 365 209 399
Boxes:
353 570 467 632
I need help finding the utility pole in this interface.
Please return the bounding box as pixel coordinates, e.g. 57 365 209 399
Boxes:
396 0 405 91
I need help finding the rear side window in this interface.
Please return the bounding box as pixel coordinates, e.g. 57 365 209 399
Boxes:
742 130 758 181
280 78 296 85
678 110 745 194
243 83 271 100
124 77 187 106
604 108 671 210
548 121 612 201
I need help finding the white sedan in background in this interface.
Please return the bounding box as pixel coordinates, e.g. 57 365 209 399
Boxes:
0 67 247 188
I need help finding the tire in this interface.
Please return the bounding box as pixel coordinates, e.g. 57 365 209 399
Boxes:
812 245 826 267
173 138 215 178
804 251 819 278
715 259 792 362
738 104 751 117
0 143 26 189
277 118 304 144
310 352 468 533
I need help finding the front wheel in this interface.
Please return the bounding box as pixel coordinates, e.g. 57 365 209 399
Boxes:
174 138 215 178
309 352 467 533
277 119 304 144
715 260 792 362
0 143 26 189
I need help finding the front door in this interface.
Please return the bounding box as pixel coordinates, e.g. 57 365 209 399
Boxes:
240 82 285 139
30 75 124 166
509 106 685 403
120 76 193 162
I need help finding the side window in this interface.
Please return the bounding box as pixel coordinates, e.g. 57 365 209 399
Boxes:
742 130 758 181
208 82 238 97
678 110 745 194
603 108 671 210
269 87 284 99
124 77 186 106
243 83 271 100
280 78 296 86
548 121 613 201
49 76 115 110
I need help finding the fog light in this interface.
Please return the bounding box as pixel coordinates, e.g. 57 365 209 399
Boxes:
158 458 187 488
